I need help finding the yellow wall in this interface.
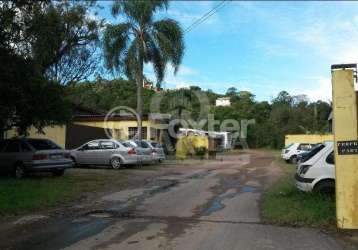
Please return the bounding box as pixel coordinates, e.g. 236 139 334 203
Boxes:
332 68 358 229
74 120 157 140
4 125 66 148
285 134 333 146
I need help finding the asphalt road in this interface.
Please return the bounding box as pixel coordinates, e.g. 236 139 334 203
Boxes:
3 151 356 250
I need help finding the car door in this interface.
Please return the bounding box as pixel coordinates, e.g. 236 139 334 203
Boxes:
99 140 117 165
77 141 101 165
136 141 152 162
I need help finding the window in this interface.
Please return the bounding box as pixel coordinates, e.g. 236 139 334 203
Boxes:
84 141 100 150
326 151 335 165
122 142 133 148
150 142 162 148
298 144 310 151
301 144 325 163
128 127 147 140
20 141 32 152
135 140 150 148
100 141 115 150
4 140 20 153
27 139 61 150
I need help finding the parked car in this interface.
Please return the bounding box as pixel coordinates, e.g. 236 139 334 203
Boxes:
124 140 153 163
0 138 73 178
141 140 166 162
71 139 139 169
297 143 325 163
281 143 315 164
295 141 335 194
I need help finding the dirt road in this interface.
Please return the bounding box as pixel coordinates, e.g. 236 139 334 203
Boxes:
1 151 355 250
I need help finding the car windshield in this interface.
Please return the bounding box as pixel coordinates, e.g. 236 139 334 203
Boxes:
284 143 293 149
27 139 61 150
301 144 325 162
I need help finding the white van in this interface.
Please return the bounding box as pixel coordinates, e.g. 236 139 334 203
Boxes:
281 143 314 164
295 141 335 194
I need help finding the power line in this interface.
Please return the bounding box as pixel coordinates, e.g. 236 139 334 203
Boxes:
184 1 229 33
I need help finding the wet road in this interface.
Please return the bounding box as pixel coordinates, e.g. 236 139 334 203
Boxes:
2 151 356 250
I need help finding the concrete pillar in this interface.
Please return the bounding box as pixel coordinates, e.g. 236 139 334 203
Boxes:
331 65 358 229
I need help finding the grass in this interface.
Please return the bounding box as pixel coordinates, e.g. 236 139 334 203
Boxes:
261 151 336 228
0 169 128 216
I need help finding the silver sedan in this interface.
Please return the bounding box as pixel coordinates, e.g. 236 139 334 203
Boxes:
70 139 141 169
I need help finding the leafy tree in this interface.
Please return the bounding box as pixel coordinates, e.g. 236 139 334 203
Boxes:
103 0 184 140
0 1 101 134
226 87 238 96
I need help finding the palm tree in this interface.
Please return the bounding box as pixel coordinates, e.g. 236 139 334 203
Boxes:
103 0 184 141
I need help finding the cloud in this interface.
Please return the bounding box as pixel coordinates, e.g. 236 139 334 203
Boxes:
301 76 332 102
289 11 358 64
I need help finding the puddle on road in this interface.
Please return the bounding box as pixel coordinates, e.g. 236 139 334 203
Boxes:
88 212 113 218
11 217 112 250
241 186 257 193
201 198 225 216
199 185 258 216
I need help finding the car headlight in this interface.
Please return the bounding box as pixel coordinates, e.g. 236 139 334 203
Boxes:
299 165 312 175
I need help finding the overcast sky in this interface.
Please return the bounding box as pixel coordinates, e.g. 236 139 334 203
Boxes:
98 1 358 102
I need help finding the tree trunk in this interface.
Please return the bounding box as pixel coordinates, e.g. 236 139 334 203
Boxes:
136 53 144 141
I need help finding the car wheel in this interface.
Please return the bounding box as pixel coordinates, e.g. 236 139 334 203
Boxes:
290 155 298 164
13 164 26 179
52 169 65 177
314 180 335 196
110 157 121 169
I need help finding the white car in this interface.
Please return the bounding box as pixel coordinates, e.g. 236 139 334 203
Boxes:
295 141 335 194
281 143 314 164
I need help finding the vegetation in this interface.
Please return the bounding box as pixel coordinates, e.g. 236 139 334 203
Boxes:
0 169 128 215
103 0 185 140
0 1 102 134
261 151 336 228
68 80 330 149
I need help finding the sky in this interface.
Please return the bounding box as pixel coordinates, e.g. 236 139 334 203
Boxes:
96 1 358 102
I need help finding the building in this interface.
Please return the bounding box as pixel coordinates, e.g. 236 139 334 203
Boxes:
3 105 170 149
215 97 231 107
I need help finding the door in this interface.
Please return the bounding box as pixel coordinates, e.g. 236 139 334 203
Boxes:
99 140 117 165
136 141 152 162
77 141 102 165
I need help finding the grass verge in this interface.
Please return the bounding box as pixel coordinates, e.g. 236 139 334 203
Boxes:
0 169 128 216
261 151 336 228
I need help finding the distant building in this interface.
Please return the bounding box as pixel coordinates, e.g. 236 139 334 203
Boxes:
215 97 231 107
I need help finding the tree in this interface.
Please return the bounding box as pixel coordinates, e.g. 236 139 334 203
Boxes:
103 0 184 140
226 87 238 96
0 1 102 133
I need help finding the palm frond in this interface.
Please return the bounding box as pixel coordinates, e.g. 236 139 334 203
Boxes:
103 23 131 73
112 0 168 25
153 19 184 74
144 33 165 83
124 36 140 81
